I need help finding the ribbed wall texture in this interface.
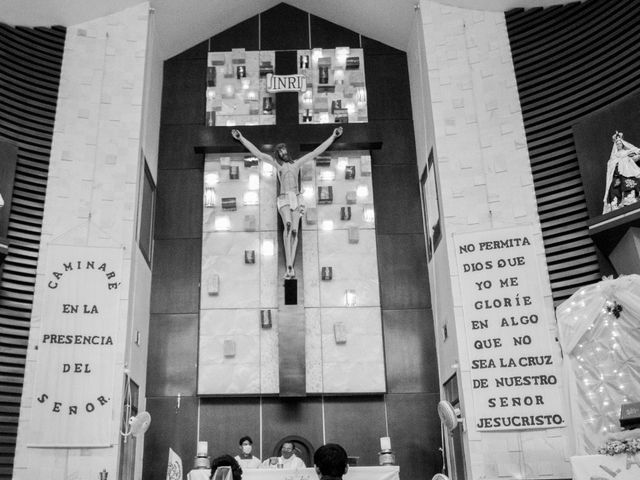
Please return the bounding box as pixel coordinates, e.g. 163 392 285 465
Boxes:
0 23 64 479
505 0 640 302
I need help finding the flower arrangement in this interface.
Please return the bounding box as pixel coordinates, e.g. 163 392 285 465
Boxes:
598 438 640 456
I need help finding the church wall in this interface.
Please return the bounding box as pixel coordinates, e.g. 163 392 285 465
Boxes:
146 3 440 480
416 1 572 478
13 3 152 479
406 2 460 392
0 23 65 477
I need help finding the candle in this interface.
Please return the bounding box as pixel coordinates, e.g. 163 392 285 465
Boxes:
197 441 208 456
380 437 391 451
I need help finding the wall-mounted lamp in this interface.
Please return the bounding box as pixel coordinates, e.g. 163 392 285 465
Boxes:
214 216 231 231
302 89 313 105
262 162 274 176
356 184 369 198
321 220 334 231
336 157 348 170
222 83 236 98
363 204 375 223
319 169 335 182
360 156 372 176
204 186 216 208
205 172 219 185
345 289 357 307
261 239 274 256
243 191 259 206
345 101 356 115
248 173 260 190
302 184 314 200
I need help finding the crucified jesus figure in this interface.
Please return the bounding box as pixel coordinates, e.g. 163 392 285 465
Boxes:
231 127 343 279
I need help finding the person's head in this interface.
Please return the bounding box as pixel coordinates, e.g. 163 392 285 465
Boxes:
210 455 242 480
280 442 295 459
613 131 625 150
313 443 348 478
274 143 292 163
238 436 253 455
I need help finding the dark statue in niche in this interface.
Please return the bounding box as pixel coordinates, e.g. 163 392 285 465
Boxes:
231 127 343 279
603 131 640 214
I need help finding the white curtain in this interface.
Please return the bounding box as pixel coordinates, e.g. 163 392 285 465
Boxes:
556 275 640 454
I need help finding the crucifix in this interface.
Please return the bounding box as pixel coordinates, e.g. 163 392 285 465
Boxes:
231 126 343 279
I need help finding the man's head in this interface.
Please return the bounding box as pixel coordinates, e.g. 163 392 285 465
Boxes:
274 143 293 163
210 455 242 480
239 436 253 454
313 443 348 478
280 442 295 459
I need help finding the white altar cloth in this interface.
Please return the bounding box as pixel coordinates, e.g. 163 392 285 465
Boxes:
571 454 640 480
243 466 399 480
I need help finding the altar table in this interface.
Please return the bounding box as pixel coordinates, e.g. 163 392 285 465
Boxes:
243 466 400 480
571 454 640 480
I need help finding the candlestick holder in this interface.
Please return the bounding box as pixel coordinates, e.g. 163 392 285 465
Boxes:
378 449 396 466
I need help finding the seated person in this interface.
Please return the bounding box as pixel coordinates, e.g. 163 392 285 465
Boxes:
314 443 349 480
234 436 261 469
210 455 243 480
261 441 306 469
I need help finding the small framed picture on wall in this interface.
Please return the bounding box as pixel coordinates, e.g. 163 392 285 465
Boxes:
420 148 442 261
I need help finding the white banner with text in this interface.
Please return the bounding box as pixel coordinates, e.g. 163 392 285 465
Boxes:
29 246 123 446
454 226 566 431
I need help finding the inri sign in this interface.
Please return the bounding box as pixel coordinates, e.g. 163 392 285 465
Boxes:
266 73 307 93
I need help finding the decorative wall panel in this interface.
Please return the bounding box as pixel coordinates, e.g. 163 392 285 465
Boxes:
205 50 277 126
505 0 640 302
296 48 368 124
198 151 383 394
0 23 65 479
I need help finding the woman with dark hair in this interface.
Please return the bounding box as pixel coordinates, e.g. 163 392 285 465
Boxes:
210 454 243 480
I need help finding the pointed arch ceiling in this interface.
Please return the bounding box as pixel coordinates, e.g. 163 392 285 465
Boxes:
2 0 579 59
